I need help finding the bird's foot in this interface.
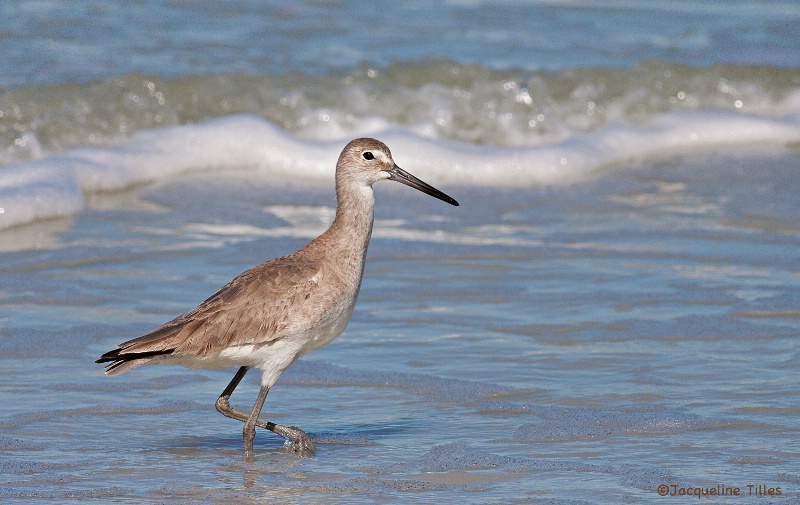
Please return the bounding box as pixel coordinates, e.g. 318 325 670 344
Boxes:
275 425 315 457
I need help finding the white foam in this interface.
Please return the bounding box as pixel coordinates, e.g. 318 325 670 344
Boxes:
384 110 800 186
0 162 84 231
1 111 799 230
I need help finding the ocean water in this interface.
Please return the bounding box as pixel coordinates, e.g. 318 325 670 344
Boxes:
1 1 799 504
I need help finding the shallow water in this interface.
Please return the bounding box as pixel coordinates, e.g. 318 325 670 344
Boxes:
1 148 798 504
2 1 800 503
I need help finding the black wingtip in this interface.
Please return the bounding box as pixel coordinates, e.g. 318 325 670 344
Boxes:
95 351 116 364
95 348 173 365
96 350 118 364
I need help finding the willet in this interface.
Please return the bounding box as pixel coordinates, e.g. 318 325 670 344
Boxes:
96 138 458 459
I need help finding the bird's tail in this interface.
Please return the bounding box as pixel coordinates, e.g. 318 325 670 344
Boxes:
95 349 174 376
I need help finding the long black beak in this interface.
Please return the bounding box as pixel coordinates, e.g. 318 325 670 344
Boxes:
387 165 459 206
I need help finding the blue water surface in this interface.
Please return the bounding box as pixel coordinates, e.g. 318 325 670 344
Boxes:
0 1 799 504
1 0 799 87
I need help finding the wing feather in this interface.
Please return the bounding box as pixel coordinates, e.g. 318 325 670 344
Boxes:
98 252 326 367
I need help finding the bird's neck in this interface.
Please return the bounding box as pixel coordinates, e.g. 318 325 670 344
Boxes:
323 182 375 276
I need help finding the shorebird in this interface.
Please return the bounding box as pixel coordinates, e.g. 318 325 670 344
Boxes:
96 138 458 459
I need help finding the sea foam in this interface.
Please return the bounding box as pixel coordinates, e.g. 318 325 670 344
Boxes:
1 110 799 231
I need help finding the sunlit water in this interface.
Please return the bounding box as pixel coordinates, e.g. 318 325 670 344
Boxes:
2 149 798 503
1 1 799 504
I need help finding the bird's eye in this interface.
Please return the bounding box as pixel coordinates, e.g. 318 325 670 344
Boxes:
362 151 374 160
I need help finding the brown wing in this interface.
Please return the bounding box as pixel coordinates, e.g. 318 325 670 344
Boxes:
97 252 324 370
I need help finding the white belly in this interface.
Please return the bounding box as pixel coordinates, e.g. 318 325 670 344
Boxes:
159 297 355 387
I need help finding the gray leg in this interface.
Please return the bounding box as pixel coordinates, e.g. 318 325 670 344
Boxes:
242 385 268 460
215 366 250 418
215 366 315 458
